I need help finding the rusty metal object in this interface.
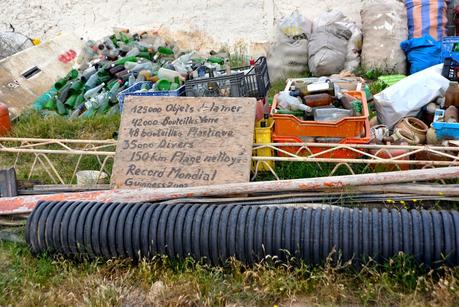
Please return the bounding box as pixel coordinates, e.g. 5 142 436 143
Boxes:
1 167 459 216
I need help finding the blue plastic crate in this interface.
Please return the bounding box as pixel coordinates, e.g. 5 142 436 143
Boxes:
117 81 185 112
432 109 459 139
441 36 459 62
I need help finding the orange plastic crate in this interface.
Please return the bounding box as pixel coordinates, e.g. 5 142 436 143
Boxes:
272 115 371 159
271 91 369 138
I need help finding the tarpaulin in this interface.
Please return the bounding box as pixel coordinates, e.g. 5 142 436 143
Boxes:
405 0 449 40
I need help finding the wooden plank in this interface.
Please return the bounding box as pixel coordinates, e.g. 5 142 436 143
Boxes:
112 96 256 189
32 184 111 191
0 33 82 116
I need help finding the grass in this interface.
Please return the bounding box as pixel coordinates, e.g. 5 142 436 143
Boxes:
0 111 119 184
1 239 459 306
10 110 120 139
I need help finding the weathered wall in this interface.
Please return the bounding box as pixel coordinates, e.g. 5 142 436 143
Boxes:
0 0 363 54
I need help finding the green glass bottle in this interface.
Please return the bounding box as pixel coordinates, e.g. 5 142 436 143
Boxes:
44 97 57 111
66 69 79 80
94 93 108 115
108 104 120 115
107 78 118 90
74 92 85 108
115 55 138 66
208 56 225 65
81 107 97 118
158 46 174 55
54 78 68 90
69 80 84 96
57 81 73 102
55 97 68 115
118 32 131 44
110 35 119 48
137 52 152 61
33 87 58 111
64 94 78 108
108 80 123 103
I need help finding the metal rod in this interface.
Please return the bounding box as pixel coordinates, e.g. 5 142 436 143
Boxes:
0 137 116 144
252 156 459 165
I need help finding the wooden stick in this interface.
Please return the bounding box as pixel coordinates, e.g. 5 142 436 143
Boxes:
330 184 459 196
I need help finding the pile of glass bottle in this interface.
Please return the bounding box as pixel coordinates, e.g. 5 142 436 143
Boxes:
33 30 229 118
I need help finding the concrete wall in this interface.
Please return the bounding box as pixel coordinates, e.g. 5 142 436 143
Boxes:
0 0 363 54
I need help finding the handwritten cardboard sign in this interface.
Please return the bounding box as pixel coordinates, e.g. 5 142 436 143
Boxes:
111 96 256 189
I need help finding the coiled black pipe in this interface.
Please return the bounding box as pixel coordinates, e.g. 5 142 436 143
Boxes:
25 201 459 266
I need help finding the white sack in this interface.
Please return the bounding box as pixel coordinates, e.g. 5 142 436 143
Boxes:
313 10 362 73
374 64 449 128
308 24 351 76
361 0 408 73
267 10 312 81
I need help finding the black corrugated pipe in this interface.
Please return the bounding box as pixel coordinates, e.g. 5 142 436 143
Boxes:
25 201 459 267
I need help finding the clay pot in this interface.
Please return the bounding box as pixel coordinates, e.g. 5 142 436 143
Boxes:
395 117 428 144
445 105 459 123
369 144 411 172
426 127 441 145
392 128 420 145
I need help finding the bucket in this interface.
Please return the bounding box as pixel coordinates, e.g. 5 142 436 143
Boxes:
76 170 108 186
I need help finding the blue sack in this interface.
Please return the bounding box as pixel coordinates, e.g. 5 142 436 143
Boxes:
400 35 442 75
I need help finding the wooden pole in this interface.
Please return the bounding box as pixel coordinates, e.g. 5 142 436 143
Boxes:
330 184 459 196
1 166 459 215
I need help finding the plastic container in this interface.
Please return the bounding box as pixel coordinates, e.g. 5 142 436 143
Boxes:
313 108 353 122
441 36 459 61
185 73 245 97
158 67 183 82
252 118 274 172
271 91 369 138
243 56 271 99
117 81 185 112
272 120 371 159
432 108 459 139
211 56 270 99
